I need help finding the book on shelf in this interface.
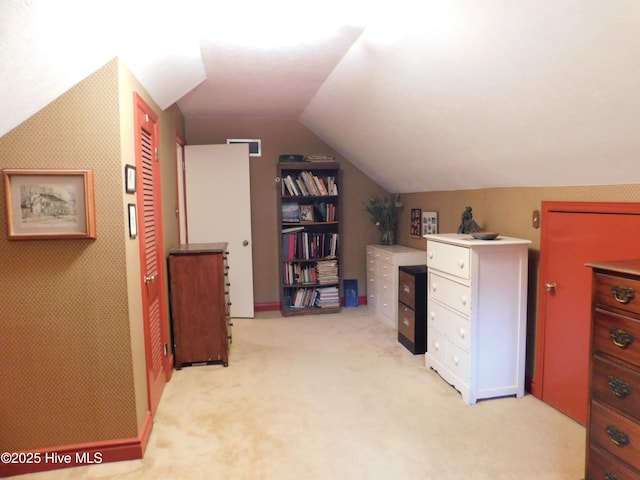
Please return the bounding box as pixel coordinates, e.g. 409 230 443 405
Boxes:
282 232 339 260
282 226 304 234
304 154 336 162
281 202 300 223
281 171 337 197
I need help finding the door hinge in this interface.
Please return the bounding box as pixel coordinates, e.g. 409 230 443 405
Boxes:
155 147 160 162
164 343 168 356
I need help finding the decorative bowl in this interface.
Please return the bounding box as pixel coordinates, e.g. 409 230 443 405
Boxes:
471 231 500 240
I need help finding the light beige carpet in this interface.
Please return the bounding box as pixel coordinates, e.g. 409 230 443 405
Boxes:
17 307 585 479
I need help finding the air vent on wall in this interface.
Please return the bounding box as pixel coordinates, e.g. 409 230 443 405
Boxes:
227 139 261 157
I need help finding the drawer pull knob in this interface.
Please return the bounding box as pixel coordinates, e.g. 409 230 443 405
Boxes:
459 328 466 339
458 259 465 268
611 285 635 304
604 472 620 480
403 318 410 326
608 376 632 398
610 328 635 349
606 425 630 447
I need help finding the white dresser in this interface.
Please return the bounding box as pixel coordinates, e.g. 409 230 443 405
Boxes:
366 244 426 330
425 233 530 404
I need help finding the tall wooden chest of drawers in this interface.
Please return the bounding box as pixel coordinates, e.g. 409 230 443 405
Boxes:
586 260 640 479
398 265 427 354
425 233 530 404
169 243 231 368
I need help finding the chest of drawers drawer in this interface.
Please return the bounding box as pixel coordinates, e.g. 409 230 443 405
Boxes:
590 400 640 472
593 309 640 367
587 445 640 480
429 272 471 317
592 355 640 420
594 273 640 315
427 241 470 280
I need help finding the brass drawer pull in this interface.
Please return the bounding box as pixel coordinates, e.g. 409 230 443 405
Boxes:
604 471 620 480
610 328 634 349
606 425 630 447
608 375 632 398
611 284 635 304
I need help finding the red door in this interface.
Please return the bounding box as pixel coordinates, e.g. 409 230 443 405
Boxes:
134 93 170 415
534 201 640 425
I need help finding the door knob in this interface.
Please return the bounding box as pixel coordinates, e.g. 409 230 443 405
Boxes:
544 282 556 292
243 240 249 246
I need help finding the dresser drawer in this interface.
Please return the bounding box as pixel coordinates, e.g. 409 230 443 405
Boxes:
428 327 447 366
398 303 415 343
429 272 471 316
445 340 470 382
590 400 640 471
587 445 640 480
399 269 416 308
428 301 470 351
427 241 470 280
593 309 640 367
592 355 640 421
595 273 640 315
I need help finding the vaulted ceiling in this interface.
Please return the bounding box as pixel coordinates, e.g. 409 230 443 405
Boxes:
3 0 640 193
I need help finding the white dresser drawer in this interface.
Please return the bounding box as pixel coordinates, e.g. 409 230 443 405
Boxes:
427 241 470 280
366 256 376 274
429 272 471 316
446 341 470 382
429 301 470 351
428 327 447 366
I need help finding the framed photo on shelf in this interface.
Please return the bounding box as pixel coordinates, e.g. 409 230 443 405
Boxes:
422 211 439 236
410 208 422 238
3 168 97 240
299 204 314 222
125 164 136 193
281 202 300 222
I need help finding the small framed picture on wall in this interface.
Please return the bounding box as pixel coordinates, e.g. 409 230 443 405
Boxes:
410 208 422 238
422 211 439 236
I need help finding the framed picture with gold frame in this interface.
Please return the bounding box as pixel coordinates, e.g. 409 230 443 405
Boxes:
3 169 97 240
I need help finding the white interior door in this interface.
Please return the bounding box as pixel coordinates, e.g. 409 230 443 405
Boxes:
184 143 254 318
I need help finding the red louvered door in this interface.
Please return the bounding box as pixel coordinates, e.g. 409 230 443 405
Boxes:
134 94 170 415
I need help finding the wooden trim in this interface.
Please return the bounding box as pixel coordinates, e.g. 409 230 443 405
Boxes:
254 301 281 312
1 414 153 477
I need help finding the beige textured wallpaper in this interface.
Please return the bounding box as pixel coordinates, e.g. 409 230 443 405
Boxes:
0 58 185 454
0 59 139 450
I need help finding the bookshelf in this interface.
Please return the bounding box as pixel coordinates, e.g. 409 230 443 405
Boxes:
278 161 341 316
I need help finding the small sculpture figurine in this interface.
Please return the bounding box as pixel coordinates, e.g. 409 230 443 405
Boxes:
457 206 482 234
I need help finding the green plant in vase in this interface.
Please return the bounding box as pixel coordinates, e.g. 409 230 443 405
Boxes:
365 194 402 245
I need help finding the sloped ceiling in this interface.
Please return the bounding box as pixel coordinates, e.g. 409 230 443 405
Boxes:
3 1 640 193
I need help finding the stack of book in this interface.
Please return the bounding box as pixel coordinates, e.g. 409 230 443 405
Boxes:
316 286 340 308
316 258 339 285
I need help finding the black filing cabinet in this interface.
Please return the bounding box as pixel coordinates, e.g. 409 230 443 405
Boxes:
398 265 427 354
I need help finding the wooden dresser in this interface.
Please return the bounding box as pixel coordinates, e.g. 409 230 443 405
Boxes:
169 243 231 368
425 233 530 404
398 265 427 354
586 260 640 480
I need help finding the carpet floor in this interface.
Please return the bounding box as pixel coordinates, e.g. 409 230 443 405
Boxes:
16 307 586 479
